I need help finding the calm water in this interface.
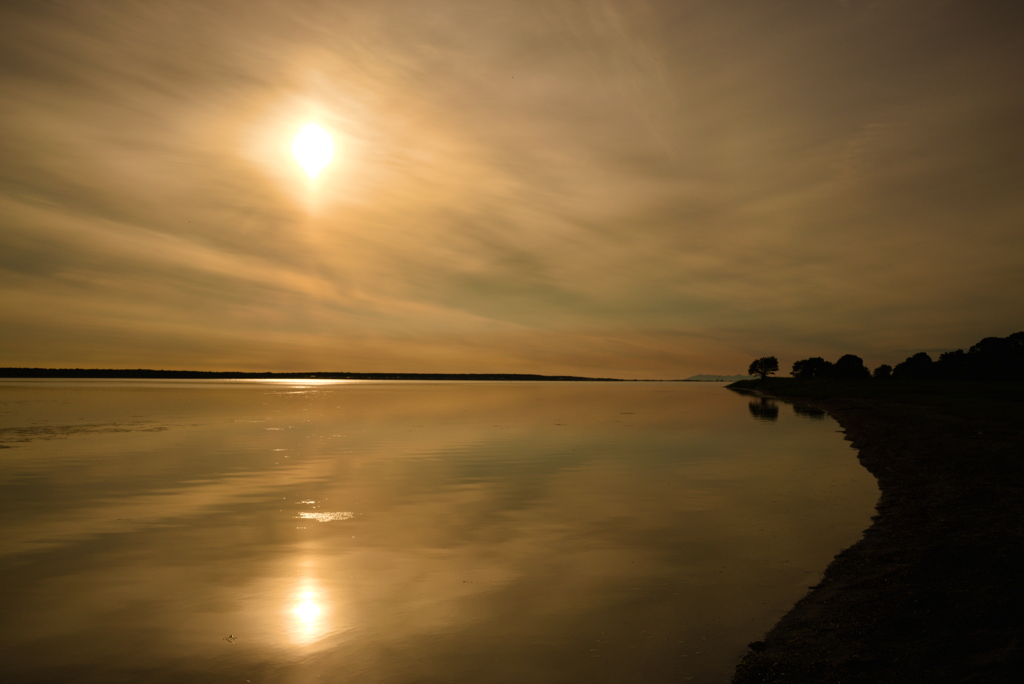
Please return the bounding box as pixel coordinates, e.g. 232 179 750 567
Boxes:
0 380 877 683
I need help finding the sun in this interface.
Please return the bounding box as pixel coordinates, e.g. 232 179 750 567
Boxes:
291 123 335 178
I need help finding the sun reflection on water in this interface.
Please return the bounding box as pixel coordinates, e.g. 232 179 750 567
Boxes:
285 553 347 648
288 576 329 645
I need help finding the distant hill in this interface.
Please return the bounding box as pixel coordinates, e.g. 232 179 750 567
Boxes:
684 374 755 382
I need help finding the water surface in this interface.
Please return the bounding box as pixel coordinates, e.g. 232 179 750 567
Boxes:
0 380 876 683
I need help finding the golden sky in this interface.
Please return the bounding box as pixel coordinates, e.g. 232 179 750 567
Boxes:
1 0 1022 378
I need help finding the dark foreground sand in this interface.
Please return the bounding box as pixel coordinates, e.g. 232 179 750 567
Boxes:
730 381 1024 683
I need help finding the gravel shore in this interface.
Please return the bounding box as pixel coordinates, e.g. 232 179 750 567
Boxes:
730 381 1024 683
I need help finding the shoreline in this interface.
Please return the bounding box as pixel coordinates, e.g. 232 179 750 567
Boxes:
730 381 1024 682
0 368 623 382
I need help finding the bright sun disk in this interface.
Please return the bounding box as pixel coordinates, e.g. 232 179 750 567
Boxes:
291 123 334 178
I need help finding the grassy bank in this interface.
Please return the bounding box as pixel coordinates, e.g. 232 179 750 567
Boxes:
729 379 1024 683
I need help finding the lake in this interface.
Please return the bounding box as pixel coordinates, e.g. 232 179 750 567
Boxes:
0 380 877 683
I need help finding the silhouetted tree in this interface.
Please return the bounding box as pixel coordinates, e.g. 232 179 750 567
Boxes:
748 356 779 379
782 331 1024 384
791 357 833 380
892 352 934 380
965 332 1024 380
936 349 970 379
833 354 871 380
907 332 1024 380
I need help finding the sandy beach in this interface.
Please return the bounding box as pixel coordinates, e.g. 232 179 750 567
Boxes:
730 380 1024 683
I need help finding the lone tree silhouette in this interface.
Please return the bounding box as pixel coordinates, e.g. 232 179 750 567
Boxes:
748 356 779 379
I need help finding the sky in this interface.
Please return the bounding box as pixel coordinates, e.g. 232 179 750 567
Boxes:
1 0 1022 379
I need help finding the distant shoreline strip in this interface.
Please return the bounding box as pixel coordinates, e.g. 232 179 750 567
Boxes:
0 368 626 382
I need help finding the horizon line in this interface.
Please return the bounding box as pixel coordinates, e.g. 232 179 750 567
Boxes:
0 367 639 382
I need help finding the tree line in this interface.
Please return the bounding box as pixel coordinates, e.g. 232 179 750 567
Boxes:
749 331 1024 381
